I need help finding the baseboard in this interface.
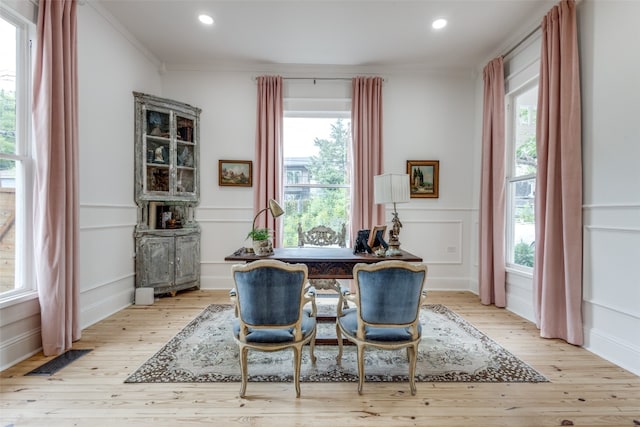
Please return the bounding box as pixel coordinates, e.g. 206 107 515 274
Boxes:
0 329 42 372
584 327 640 376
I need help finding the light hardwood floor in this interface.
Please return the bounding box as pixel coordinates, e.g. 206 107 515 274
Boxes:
1 290 638 427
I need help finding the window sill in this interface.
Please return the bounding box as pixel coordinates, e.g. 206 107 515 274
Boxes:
0 290 39 310
505 265 534 279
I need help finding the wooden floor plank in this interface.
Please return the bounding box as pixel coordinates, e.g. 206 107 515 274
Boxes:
1 290 639 426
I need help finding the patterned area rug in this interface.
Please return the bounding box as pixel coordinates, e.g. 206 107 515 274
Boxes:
125 303 547 383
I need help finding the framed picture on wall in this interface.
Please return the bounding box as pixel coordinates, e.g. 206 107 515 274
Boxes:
218 160 252 187
407 160 439 198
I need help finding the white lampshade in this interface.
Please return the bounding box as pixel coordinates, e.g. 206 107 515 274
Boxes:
374 173 410 205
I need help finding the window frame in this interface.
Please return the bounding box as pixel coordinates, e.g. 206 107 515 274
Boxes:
282 111 352 248
505 78 538 274
0 5 36 304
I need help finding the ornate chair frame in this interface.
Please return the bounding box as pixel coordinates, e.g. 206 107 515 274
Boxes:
230 259 317 398
297 222 348 306
335 260 427 395
297 223 346 248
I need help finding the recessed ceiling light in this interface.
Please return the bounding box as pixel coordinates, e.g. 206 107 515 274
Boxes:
198 14 214 25
432 18 447 30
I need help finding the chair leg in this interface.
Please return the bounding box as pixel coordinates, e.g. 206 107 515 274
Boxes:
309 330 317 365
356 344 366 395
293 346 302 398
335 323 343 365
239 346 249 398
408 344 417 396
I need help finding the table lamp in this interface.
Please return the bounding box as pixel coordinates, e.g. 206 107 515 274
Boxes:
245 199 285 253
374 173 410 256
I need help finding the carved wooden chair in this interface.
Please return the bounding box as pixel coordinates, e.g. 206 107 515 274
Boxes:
297 223 348 306
335 260 428 395
297 223 346 248
230 259 317 398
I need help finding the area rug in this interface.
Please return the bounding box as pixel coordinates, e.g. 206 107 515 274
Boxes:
125 303 547 383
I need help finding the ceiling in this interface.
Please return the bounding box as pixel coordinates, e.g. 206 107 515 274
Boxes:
95 0 552 71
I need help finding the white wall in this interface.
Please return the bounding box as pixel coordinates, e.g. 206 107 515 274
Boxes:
578 0 640 376
0 1 162 370
470 0 640 376
160 68 478 292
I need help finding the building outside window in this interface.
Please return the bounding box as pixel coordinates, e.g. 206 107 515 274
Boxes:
0 8 34 299
506 81 538 270
282 116 351 247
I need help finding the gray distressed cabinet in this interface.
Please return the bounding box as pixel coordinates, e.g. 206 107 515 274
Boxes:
133 92 201 295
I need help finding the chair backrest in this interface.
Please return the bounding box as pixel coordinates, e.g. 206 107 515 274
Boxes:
353 260 427 325
297 223 346 248
232 259 308 326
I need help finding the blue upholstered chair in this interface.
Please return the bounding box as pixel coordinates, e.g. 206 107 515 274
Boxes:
230 259 317 398
335 260 427 395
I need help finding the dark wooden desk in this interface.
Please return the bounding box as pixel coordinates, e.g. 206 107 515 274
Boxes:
225 247 423 345
224 247 423 279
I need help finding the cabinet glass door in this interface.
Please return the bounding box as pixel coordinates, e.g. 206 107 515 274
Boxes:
176 115 195 195
144 109 171 194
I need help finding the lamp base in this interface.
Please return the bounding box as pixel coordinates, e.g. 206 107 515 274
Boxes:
386 236 402 256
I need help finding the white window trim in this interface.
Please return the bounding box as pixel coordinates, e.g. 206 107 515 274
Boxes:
0 4 36 303
505 78 538 272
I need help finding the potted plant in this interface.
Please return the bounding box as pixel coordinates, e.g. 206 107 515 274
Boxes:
247 227 274 256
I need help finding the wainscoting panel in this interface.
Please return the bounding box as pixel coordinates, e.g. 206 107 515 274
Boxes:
0 296 41 371
400 220 463 265
79 203 137 327
80 274 135 329
582 204 640 375
198 206 475 291
505 270 535 322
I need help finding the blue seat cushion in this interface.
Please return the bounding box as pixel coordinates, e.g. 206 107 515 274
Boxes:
338 308 421 342
233 310 316 343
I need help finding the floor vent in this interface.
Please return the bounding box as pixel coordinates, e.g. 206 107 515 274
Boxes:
25 349 92 376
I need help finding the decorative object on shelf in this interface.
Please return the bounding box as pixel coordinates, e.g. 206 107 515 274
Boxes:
374 173 410 255
407 160 439 199
246 199 284 256
219 160 252 187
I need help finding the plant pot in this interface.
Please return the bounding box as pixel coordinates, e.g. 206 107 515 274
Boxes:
252 239 273 256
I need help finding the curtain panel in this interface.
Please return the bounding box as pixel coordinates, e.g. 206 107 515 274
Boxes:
254 76 284 244
351 76 385 241
32 0 80 356
479 57 506 307
533 0 583 345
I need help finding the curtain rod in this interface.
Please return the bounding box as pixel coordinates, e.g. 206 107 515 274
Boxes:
502 25 541 59
253 76 385 83
284 77 352 81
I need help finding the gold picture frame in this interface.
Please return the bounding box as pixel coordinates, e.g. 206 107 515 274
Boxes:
368 225 387 249
407 160 439 198
219 160 252 187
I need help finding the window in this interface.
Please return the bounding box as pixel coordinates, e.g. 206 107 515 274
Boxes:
0 7 34 299
506 81 537 270
282 115 351 247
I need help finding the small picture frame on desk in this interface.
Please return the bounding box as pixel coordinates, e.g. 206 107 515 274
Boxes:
368 225 387 250
219 160 252 187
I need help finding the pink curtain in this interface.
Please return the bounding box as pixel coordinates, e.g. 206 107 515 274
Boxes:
254 76 283 244
351 77 384 242
32 0 80 356
533 0 583 345
479 57 506 307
